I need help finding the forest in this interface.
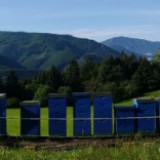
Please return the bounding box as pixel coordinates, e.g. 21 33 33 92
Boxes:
1 52 160 108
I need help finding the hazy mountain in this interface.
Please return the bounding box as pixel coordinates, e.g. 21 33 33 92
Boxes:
0 31 119 70
102 36 160 59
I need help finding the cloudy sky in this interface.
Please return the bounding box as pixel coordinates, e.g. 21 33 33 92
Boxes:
0 0 159 41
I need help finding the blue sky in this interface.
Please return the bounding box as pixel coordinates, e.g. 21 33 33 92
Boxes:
0 0 159 41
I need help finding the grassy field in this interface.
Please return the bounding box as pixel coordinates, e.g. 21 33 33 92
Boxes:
114 90 160 106
0 140 160 160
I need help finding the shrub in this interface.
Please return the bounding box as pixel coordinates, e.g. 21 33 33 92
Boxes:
7 97 20 108
34 84 53 107
58 86 72 94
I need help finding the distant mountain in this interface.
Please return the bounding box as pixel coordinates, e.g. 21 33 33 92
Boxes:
0 31 119 70
102 36 160 59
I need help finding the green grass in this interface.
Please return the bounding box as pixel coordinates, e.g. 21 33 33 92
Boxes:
114 99 133 106
0 140 160 160
114 90 160 106
145 90 160 98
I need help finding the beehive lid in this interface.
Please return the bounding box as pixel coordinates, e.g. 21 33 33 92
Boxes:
93 92 111 97
73 92 91 97
0 93 6 100
114 106 135 110
133 97 155 103
48 93 67 98
155 97 160 101
20 100 40 106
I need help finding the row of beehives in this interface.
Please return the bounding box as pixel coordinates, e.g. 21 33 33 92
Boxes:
0 92 160 136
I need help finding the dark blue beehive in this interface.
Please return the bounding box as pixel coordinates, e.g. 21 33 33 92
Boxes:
21 100 40 136
93 93 112 135
73 92 91 136
115 106 136 134
0 93 6 135
48 93 67 136
155 98 160 132
134 98 156 133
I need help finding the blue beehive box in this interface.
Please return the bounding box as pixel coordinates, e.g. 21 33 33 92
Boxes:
21 100 40 136
73 92 91 136
48 93 67 136
155 98 160 132
115 106 136 134
93 93 112 135
134 98 156 133
0 93 6 135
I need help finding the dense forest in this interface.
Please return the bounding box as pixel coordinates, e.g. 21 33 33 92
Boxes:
1 52 160 107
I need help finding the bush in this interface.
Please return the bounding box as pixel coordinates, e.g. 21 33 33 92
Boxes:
34 84 53 107
58 86 72 94
7 97 20 108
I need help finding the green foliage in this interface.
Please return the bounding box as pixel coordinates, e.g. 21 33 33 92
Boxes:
34 84 53 107
83 79 104 92
25 80 39 98
58 86 72 94
153 48 160 63
7 97 20 108
63 60 83 92
131 58 155 94
6 70 22 98
80 58 97 81
3 52 160 103
98 56 114 83
45 65 62 90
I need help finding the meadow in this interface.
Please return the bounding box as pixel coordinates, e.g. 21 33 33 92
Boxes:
0 139 160 160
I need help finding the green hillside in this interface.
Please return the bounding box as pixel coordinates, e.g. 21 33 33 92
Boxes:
0 54 23 69
0 31 119 69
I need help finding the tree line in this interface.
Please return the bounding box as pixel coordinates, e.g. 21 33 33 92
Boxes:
1 52 160 107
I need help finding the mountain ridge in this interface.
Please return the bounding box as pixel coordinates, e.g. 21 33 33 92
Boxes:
0 31 119 70
102 36 160 57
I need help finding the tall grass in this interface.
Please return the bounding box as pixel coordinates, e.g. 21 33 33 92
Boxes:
0 140 160 160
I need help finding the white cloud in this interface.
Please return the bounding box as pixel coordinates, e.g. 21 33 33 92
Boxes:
51 25 160 42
